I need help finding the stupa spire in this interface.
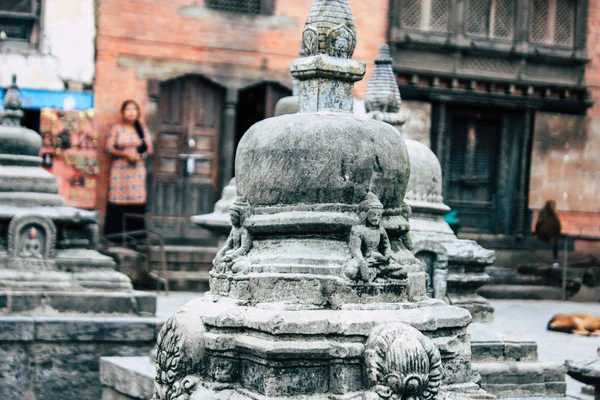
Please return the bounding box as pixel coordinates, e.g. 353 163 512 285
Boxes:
364 44 406 128
291 0 365 113
2 75 24 126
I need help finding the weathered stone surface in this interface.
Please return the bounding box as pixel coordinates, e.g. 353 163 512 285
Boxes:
0 315 157 400
101 357 155 400
34 317 156 341
236 113 409 210
152 2 492 399
0 316 34 340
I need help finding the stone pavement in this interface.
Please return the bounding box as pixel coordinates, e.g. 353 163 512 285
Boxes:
154 292 598 398
489 300 600 398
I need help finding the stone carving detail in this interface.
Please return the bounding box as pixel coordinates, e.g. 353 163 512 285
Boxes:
301 0 357 59
8 215 57 260
344 192 407 282
364 323 443 400
302 26 319 56
213 196 252 274
153 314 205 400
327 23 356 58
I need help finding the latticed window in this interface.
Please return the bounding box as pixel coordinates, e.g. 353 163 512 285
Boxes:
0 0 41 42
398 0 450 33
529 0 575 46
465 0 516 39
205 0 275 15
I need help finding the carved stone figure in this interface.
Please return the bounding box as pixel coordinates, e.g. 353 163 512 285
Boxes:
8 215 57 260
364 323 442 400
344 192 407 282
212 196 252 274
19 227 44 259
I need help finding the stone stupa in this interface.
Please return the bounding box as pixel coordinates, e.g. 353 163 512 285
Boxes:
153 2 492 399
364 45 495 322
363 45 567 399
0 75 154 315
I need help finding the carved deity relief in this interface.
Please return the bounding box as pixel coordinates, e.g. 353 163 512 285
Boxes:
20 227 43 259
344 192 408 282
213 196 252 275
302 26 319 56
327 24 356 59
8 215 57 261
364 323 442 400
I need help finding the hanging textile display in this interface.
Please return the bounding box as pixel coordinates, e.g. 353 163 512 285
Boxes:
39 108 100 209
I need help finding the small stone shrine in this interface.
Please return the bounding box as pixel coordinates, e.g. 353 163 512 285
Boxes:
0 75 154 315
0 76 157 400
363 45 495 322
154 2 492 399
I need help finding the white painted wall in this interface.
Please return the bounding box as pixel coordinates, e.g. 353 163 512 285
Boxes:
0 0 95 90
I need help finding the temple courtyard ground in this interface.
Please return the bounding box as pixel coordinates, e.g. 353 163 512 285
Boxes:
154 293 598 399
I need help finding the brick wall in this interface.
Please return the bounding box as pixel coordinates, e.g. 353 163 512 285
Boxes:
527 0 600 238
94 0 390 217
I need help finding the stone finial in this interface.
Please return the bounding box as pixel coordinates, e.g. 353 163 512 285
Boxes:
291 0 366 113
365 45 401 114
302 0 357 59
2 75 24 126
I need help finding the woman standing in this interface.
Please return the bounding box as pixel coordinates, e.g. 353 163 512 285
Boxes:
104 100 153 236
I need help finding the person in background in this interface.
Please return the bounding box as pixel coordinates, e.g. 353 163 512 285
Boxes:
535 200 562 260
104 100 153 236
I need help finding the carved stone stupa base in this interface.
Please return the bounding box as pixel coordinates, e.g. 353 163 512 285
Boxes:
154 296 493 400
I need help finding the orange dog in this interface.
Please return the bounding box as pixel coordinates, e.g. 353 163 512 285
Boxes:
548 314 600 336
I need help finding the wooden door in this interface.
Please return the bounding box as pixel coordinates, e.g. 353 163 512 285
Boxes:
446 115 502 234
149 75 225 242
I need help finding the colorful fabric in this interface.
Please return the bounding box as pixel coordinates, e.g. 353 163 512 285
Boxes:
106 124 153 205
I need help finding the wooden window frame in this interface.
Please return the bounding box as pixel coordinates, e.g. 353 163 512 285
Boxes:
465 0 516 40
529 0 576 47
0 0 41 44
205 0 276 16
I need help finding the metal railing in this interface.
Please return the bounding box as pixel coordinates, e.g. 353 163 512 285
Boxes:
102 213 170 295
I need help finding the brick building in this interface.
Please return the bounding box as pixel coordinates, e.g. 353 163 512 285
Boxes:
93 0 599 248
94 0 388 244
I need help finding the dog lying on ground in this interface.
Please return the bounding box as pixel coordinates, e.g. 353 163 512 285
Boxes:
548 314 600 336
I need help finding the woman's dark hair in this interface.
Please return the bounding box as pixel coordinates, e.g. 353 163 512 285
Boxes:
120 99 147 154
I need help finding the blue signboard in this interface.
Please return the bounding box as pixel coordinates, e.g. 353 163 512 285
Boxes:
0 88 94 111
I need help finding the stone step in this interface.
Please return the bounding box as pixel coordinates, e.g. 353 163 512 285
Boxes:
478 284 563 300
100 356 154 400
474 361 567 399
469 323 538 362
